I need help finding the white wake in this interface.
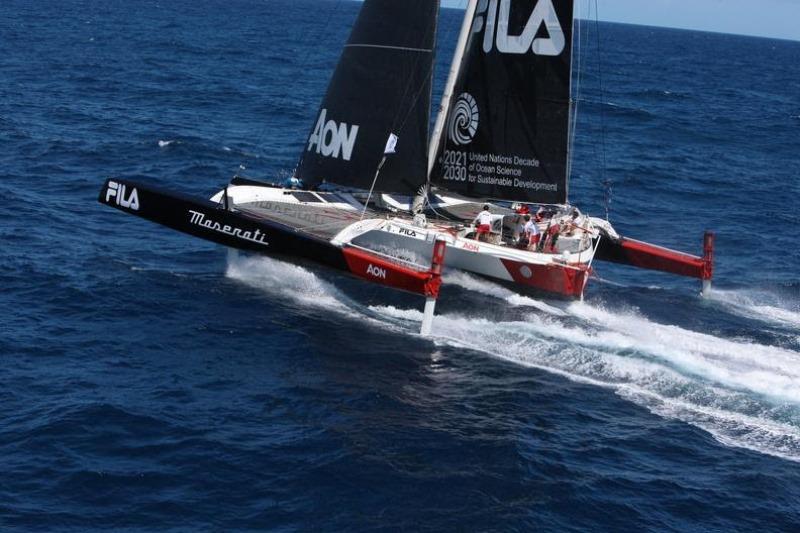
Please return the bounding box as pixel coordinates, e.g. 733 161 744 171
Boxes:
709 288 800 329
225 253 800 463
445 270 566 316
374 303 800 463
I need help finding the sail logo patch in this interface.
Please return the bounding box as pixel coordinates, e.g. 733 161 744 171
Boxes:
307 108 359 161
366 264 387 280
448 93 479 145
106 181 140 211
473 0 565 56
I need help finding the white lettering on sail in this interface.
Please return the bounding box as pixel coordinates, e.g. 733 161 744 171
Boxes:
474 0 565 56
187 210 269 247
366 264 387 279
106 181 140 211
307 108 359 161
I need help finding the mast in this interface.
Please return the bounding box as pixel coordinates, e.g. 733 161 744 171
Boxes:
427 0 480 179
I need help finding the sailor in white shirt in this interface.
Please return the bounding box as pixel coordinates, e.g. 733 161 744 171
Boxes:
522 214 540 250
473 204 493 242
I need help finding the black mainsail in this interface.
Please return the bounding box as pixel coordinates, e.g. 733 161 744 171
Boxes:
429 0 574 205
295 0 440 195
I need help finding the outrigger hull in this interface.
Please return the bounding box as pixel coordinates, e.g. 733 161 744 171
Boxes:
98 179 443 299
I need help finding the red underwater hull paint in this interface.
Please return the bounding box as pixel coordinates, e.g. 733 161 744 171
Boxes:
342 247 442 298
594 232 714 282
616 238 706 279
500 259 591 298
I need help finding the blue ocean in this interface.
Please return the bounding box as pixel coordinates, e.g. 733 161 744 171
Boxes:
2 0 799 530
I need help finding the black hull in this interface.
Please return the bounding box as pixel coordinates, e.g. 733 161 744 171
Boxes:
98 179 444 299
98 179 349 270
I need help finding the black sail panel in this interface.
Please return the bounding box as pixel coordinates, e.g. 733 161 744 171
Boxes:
295 0 439 194
430 0 574 204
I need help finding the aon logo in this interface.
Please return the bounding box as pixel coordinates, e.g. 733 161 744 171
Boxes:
307 108 359 161
474 0 565 56
366 264 387 280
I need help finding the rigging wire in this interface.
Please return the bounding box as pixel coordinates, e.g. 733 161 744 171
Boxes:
371 0 467 214
594 0 612 220
569 0 589 197
354 2 444 220
424 0 469 216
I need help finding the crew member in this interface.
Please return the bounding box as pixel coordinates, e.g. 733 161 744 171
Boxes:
473 204 493 242
545 223 561 252
522 214 540 250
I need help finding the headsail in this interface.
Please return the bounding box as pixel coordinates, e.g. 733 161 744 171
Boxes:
429 0 574 205
295 0 439 195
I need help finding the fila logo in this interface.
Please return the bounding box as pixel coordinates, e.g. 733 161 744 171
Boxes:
106 181 140 211
366 264 387 280
473 0 565 56
307 108 359 161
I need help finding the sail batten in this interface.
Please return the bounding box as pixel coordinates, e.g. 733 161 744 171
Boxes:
295 0 440 195
344 44 433 53
429 0 574 205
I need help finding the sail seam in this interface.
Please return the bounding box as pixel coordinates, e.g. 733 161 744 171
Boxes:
344 44 432 53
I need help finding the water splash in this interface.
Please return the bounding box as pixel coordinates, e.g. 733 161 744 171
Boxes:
445 270 566 316
709 288 800 329
373 302 800 463
224 252 406 331
225 251 350 313
225 252 800 463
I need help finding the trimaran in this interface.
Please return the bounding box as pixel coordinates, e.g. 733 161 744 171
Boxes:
100 0 714 334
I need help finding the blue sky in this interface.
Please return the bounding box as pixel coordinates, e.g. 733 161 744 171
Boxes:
440 0 800 41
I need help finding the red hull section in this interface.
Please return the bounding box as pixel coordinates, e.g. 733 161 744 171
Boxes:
342 246 443 298
595 232 714 281
500 259 591 298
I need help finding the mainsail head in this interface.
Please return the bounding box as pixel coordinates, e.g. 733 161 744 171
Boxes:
295 0 440 195
429 0 574 205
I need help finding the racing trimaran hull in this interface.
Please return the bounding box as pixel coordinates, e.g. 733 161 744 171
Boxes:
99 179 445 304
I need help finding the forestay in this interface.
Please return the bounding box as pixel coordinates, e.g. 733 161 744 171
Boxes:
429 0 574 205
295 0 439 195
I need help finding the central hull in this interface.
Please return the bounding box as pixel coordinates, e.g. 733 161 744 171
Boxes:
350 221 592 299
